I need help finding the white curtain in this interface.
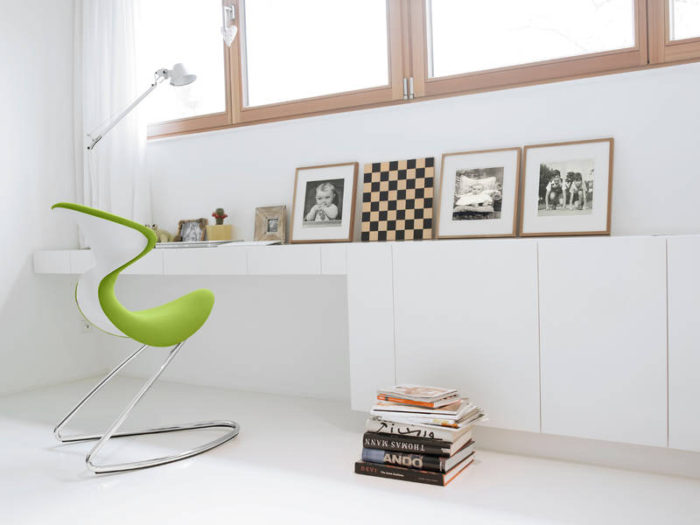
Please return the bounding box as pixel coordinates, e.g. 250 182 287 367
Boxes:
74 0 151 225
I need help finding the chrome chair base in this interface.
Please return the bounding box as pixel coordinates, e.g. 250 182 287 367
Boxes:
54 341 239 474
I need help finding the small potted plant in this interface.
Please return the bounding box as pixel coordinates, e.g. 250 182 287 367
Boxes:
206 207 233 241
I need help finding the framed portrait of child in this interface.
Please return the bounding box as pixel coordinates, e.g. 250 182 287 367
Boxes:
436 147 521 239
290 162 358 243
519 138 613 237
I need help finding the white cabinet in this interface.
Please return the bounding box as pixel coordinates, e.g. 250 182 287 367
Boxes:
539 237 667 447
247 245 321 275
392 240 541 433
668 236 700 452
346 243 396 411
163 246 246 275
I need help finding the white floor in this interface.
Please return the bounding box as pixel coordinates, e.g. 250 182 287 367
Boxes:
2 378 700 525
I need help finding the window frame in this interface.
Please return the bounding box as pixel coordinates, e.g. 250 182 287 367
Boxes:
408 0 649 99
649 0 700 64
227 0 406 124
146 0 700 141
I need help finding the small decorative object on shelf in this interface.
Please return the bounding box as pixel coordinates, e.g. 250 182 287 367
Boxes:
519 138 613 237
361 158 435 242
255 205 287 243
354 384 485 486
145 224 173 243
206 208 233 241
212 208 228 225
175 218 208 242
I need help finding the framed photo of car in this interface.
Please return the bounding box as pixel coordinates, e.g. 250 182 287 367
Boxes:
436 147 521 239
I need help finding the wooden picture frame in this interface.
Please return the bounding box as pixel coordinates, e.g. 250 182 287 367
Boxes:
436 147 521 239
290 162 358 244
255 206 287 243
176 218 208 242
519 138 614 237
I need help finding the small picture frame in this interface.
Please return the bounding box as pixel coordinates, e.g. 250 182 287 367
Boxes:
255 206 287 243
176 218 208 242
520 138 613 237
290 162 358 243
436 147 521 239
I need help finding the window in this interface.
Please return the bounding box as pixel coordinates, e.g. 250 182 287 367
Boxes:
426 0 637 78
411 0 646 97
241 0 390 107
137 0 232 136
142 0 700 139
232 0 404 122
649 0 700 63
669 0 700 41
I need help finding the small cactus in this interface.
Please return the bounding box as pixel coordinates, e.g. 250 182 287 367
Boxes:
212 207 228 225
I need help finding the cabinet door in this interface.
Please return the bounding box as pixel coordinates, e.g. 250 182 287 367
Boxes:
393 240 541 432
347 243 396 411
668 236 700 452
539 237 667 447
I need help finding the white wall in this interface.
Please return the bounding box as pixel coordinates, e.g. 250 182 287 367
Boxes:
0 0 105 394
147 61 700 240
102 62 700 402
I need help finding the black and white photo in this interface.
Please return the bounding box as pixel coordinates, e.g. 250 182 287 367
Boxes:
302 178 344 227
291 163 358 243
520 139 613 236
267 217 279 233
176 218 207 242
437 148 521 239
453 167 504 221
538 159 594 216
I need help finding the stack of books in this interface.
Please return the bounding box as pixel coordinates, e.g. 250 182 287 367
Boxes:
354 384 484 486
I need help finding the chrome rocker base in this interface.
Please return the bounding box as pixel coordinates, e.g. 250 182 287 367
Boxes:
54 341 240 474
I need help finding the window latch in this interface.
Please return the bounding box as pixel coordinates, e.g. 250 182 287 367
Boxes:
222 2 238 47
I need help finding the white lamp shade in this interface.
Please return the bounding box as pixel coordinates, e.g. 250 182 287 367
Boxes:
168 63 197 87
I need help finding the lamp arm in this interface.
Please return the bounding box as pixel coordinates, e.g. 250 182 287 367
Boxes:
86 71 167 151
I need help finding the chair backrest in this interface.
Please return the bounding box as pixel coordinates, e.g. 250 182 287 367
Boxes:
52 203 156 336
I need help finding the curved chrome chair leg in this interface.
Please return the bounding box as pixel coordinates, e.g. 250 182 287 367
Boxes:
54 341 240 474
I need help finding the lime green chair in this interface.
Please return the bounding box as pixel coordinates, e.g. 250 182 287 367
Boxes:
52 203 239 474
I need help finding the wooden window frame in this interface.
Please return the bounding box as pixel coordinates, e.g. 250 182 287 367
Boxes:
228 0 406 124
649 0 700 64
147 0 700 141
409 0 649 99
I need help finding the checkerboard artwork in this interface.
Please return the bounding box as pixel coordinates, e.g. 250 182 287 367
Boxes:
361 158 435 242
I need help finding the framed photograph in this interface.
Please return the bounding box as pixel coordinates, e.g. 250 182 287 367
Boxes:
176 218 208 242
360 157 435 242
255 206 287 243
291 162 358 243
520 138 613 236
436 148 520 239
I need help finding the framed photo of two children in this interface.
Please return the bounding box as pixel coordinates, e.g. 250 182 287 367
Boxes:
520 138 613 236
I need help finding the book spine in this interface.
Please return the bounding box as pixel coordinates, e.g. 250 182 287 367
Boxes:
376 395 439 408
362 448 444 472
366 418 461 442
362 432 450 456
355 461 446 486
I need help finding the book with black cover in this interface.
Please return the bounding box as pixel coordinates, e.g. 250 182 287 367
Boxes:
362 431 472 457
362 441 475 472
354 453 474 486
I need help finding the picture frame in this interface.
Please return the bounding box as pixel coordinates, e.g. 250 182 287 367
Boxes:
176 218 208 242
519 138 613 237
436 147 521 239
290 162 358 244
255 206 287 243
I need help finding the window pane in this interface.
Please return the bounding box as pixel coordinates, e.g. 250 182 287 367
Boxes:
137 0 226 123
427 0 636 78
670 0 700 41
242 0 389 107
